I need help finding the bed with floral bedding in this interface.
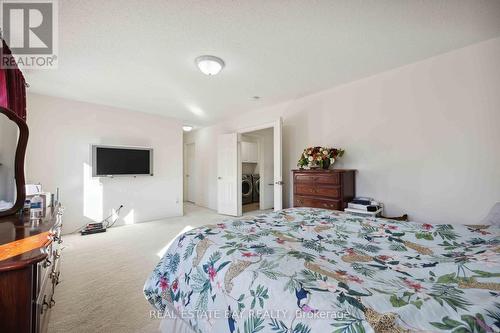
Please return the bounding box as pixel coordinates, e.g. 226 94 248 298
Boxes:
144 208 500 333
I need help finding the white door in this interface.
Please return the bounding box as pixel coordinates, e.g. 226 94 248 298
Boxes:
217 133 240 216
273 118 283 210
185 143 196 203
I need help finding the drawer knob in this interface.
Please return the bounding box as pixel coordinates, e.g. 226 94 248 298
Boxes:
41 295 49 314
51 271 60 285
53 235 63 244
43 258 52 268
49 296 56 308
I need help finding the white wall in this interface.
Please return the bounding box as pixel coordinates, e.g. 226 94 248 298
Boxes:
26 93 183 233
185 37 500 224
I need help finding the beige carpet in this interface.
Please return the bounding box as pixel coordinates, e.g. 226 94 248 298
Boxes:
48 204 227 333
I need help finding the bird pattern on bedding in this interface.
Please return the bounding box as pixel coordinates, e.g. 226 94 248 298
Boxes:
144 208 500 333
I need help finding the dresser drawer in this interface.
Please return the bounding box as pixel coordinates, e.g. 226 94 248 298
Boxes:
36 236 62 296
35 271 54 333
294 173 340 185
295 184 341 198
35 252 60 333
294 195 341 210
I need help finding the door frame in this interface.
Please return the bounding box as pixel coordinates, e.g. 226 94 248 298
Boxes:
236 118 282 214
183 142 196 204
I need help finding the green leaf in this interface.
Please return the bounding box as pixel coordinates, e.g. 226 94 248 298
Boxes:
217 261 230 272
450 328 469 333
238 302 245 312
460 314 477 331
337 293 366 311
430 321 453 330
390 295 409 307
338 282 350 290
269 319 288 333
292 322 312 333
434 225 458 241
437 273 458 284
471 270 500 278
442 317 463 327
244 315 265 333
416 232 434 240
430 284 471 311
411 300 423 309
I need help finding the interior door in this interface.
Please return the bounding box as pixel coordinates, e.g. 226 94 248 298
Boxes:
186 143 196 203
217 133 240 216
273 118 283 210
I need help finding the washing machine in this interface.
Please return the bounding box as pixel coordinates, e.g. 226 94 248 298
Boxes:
242 174 253 204
252 174 260 203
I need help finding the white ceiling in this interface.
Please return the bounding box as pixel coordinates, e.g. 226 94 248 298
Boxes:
25 0 500 126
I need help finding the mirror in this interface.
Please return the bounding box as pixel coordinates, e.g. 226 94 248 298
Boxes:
0 107 28 218
0 112 17 210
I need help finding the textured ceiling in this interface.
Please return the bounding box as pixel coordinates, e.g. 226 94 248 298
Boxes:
24 0 500 126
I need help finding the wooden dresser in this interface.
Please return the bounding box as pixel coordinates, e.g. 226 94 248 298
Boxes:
0 205 63 333
292 169 356 211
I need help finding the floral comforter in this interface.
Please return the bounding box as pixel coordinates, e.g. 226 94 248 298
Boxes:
144 208 500 333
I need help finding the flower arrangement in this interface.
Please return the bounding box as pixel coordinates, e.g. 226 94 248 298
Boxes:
297 146 344 169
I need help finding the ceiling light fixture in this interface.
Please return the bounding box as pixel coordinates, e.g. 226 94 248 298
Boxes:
182 125 193 132
195 55 225 76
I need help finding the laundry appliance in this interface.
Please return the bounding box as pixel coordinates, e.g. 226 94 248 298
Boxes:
252 174 260 203
242 174 253 204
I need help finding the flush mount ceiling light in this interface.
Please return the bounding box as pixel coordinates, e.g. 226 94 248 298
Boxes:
182 125 193 132
195 55 225 76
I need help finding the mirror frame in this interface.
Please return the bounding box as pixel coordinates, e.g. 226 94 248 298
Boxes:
0 106 29 218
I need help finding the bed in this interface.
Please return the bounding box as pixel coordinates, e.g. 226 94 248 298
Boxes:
144 208 500 333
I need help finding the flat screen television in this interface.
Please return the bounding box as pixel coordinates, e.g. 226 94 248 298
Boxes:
92 145 153 177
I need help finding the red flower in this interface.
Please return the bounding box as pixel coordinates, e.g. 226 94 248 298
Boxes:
172 279 179 292
276 238 285 244
387 225 398 230
346 248 355 255
159 277 169 291
347 275 363 284
422 223 433 231
217 223 226 229
404 279 424 292
377 255 392 261
242 252 256 257
208 266 217 281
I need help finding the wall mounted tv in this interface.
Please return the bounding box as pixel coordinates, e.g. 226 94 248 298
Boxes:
92 145 153 177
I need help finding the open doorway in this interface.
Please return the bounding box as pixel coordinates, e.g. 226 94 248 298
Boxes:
217 118 282 217
183 143 195 203
240 128 274 214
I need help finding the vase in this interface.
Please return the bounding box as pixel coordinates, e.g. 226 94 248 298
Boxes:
322 159 330 170
328 158 336 169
